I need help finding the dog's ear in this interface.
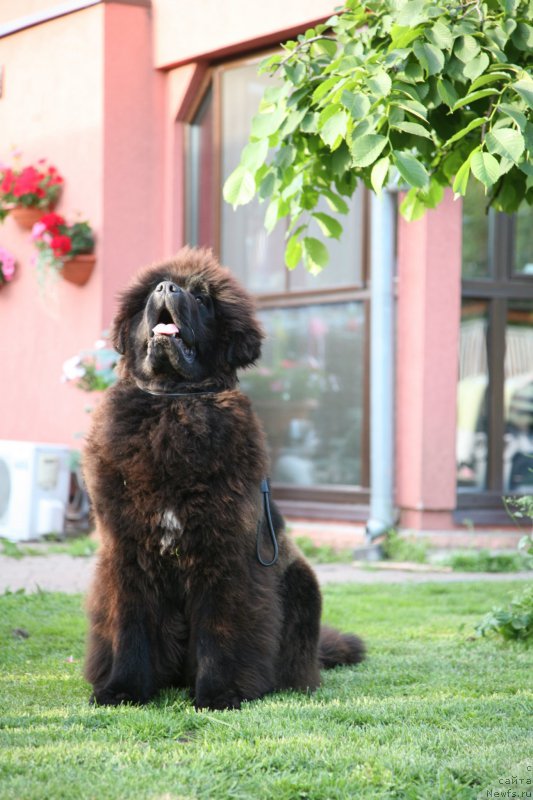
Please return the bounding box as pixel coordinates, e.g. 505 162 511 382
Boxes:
111 313 128 355
227 326 263 369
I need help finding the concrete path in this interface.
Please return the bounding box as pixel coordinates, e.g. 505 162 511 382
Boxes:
0 554 531 594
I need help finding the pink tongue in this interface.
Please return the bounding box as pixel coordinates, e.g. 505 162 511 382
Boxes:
153 323 179 336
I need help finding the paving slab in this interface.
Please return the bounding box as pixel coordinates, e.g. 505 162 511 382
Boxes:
0 555 531 594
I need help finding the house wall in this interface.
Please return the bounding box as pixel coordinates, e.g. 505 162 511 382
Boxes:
0 0 469 531
0 1 164 450
0 6 105 446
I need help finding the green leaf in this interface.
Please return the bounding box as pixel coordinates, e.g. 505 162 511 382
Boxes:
452 157 472 197
302 237 329 274
485 128 525 163
284 62 306 85
463 52 490 82
394 151 429 188
322 188 349 214
513 77 533 108
258 170 276 201
312 76 340 104
350 134 388 167
471 151 501 189
319 108 348 149
311 38 337 58
452 88 500 112
281 108 307 136
341 91 371 119
499 103 527 129
371 156 390 195
368 69 392 97
251 108 286 139
223 166 256 207
264 198 279 233
389 24 423 50
400 188 427 221
397 0 428 27
393 121 432 139
413 41 445 76
312 212 343 239
437 78 459 109
426 21 453 51
469 71 511 92
241 139 269 172
444 117 485 147
285 234 302 269
454 34 480 63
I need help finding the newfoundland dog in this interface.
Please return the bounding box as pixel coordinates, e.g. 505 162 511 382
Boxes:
84 247 364 710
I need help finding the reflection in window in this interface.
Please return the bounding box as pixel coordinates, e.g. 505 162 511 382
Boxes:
239 302 365 487
219 61 364 294
504 301 533 492
456 300 489 491
461 182 491 280
514 204 533 276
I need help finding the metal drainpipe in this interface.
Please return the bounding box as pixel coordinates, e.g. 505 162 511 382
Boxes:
365 190 396 545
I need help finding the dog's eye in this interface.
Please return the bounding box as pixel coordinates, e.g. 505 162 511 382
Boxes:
195 295 207 306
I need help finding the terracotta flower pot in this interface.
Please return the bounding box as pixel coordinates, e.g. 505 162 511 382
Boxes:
61 254 96 286
11 206 49 230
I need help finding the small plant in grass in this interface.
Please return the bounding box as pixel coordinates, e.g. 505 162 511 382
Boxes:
476 584 533 644
447 548 531 573
475 495 533 644
294 535 353 563
380 529 428 564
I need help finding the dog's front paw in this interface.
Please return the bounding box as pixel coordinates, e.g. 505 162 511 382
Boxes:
90 684 148 707
194 679 242 711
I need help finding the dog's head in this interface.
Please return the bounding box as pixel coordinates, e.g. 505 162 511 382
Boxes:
111 248 264 391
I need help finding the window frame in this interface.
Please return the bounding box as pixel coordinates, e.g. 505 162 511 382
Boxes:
183 52 372 514
457 207 533 521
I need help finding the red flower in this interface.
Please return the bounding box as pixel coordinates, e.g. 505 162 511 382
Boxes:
40 212 65 232
1 169 14 194
50 235 72 256
13 166 41 197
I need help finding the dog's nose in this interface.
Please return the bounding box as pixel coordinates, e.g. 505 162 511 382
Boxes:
156 281 180 294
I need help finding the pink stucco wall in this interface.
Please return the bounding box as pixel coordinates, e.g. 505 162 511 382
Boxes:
0 6 105 446
152 0 335 68
396 190 463 529
0 2 164 449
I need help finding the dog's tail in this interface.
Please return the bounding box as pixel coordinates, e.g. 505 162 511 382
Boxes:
318 625 365 669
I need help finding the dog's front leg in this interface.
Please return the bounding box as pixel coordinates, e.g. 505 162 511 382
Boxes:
91 614 155 706
191 580 277 711
86 553 156 707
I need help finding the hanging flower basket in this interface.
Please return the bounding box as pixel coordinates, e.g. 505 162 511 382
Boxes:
10 205 51 230
61 253 96 286
0 158 63 225
32 213 96 295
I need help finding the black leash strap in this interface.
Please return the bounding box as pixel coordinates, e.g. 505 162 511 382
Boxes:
256 478 279 567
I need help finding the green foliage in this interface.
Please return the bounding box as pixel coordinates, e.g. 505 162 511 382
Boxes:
0 535 98 559
68 221 95 256
224 0 533 273
380 528 429 563
294 535 353 563
476 584 533 643
447 548 532 572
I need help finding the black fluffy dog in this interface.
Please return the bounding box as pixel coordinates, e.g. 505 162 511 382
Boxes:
84 247 364 710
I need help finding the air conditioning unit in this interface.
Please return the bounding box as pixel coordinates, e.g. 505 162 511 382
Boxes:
0 441 71 542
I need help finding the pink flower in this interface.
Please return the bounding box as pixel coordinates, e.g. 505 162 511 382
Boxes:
31 221 47 240
0 247 16 281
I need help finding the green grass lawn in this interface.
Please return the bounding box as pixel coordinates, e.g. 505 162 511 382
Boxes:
0 582 531 800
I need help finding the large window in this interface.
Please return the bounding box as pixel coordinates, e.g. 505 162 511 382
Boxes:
457 183 533 507
186 58 369 509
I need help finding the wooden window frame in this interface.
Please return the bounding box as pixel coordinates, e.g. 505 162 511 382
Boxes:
183 53 372 516
458 209 533 520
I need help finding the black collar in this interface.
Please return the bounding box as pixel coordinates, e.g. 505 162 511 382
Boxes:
134 378 234 398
